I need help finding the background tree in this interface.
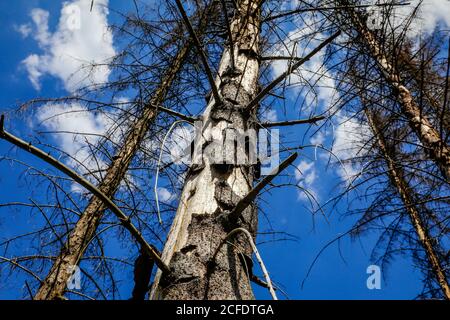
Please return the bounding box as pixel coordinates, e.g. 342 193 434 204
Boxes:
302 0 450 299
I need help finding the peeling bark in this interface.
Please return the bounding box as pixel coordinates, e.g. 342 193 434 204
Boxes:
34 10 212 300
151 0 262 300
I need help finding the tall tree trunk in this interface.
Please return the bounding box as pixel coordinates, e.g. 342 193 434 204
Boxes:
397 49 450 134
338 0 450 181
34 9 212 300
365 109 450 300
150 0 261 300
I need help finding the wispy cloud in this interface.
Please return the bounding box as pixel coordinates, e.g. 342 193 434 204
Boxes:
269 17 338 115
14 23 33 38
331 114 372 183
260 108 278 122
36 103 114 169
17 1 119 193
386 0 450 37
156 187 176 203
295 160 320 202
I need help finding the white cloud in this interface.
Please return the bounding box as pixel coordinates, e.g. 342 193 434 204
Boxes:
401 0 450 36
261 108 278 122
19 1 118 193
295 160 320 202
367 0 450 38
22 0 115 92
331 114 372 183
270 19 338 114
15 23 33 38
36 102 118 191
31 8 51 45
157 187 176 203
22 54 43 90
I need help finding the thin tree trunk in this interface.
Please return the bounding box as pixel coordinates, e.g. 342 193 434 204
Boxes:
34 10 212 300
339 0 450 181
365 109 450 300
150 0 262 300
397 50 450 134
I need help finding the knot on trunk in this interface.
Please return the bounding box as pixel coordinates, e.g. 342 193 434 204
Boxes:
220 80 253 106
210 100 247 127
214 180 241 211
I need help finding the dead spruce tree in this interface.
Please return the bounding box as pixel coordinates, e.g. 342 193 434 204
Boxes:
312 1 450 298
150 0 339 299
32 4 218 300
334 0 450 181
364 105 450 299
397 37 450 135
272 0 449 299
151 0 264 300
335 6 450 297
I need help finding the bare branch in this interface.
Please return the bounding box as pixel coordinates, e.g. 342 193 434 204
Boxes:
246 31 341 111
0 115 169 274
228 152 298 223
261 116 325 127
218 227 278 300
153 104 197 123
174 0 221 105
263 2 411 22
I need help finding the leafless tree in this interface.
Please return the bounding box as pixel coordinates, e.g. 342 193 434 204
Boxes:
300 0 450 299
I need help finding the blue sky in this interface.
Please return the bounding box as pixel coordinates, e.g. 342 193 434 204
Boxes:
1 0 447 300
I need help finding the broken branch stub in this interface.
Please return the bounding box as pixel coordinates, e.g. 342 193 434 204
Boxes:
227 152 298 223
